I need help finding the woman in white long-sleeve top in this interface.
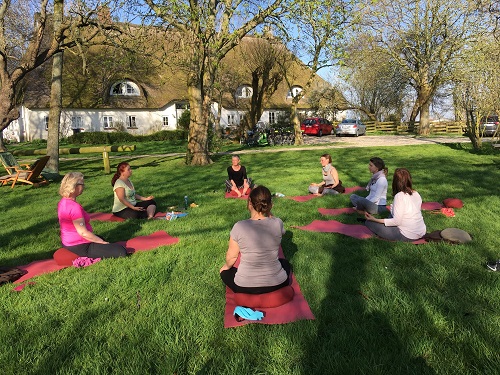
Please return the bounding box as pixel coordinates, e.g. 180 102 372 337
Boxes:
364 168 426 241
350 157 388 215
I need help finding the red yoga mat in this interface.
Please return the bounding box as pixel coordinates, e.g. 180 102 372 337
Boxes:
223 248 315 328
294 220 426 244
319 201 446 216
288 186 364 202
13 231 179 288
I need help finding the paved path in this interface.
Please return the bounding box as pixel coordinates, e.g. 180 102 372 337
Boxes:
52 134 473 161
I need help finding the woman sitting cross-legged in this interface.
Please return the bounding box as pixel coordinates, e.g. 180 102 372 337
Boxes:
219 185 292 294
350 157 389 215
111 162 157 219
58 172 127 258
225 155 252 197
364 168 426 242
308 153 342 195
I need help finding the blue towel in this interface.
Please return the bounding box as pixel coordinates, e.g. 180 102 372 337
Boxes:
233 306 264 321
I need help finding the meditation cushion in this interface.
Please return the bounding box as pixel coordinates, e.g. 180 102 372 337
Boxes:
53 248 79 266
440 228 472 244
443 198 464 209
233 285 294 308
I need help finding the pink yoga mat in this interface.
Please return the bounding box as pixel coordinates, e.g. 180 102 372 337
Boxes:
289 186 364 202
421 202 443 210
223 247 315 328
89 212 167 222
13 231 179 286
294 220 426 244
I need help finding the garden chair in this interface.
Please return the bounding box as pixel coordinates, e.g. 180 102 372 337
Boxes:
0 152 31 175
1 155 50 188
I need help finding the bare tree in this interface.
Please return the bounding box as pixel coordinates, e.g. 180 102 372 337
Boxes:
360 0 487 135
0 0 123 151
281 0 352 145
453 36 500 149
141 0 286 165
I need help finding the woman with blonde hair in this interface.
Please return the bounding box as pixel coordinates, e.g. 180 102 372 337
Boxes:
58 172 127 258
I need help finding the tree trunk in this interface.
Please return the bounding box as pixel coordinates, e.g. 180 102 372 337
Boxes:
46 51 63 173
45 0 64 174
418 99 431 136
187 83 212 165
0 131 5 152
291 100 303 145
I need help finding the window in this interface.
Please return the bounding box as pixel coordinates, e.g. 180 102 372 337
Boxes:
103 116 113 129
44 116 49 130
110 81 140 96
71 116 83 129
269 112 276 124
228 114 236 125
236 85 253 98
287 86 303 98
163 116 169 127
127 116 137 128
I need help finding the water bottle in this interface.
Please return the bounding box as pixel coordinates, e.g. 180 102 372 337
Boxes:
184 196 188 210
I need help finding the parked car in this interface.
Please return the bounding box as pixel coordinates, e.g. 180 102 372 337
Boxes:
300 117 334 137
479 115 499 137
336 119 367 137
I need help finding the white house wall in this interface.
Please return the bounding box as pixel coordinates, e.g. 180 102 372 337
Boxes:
19 105 180 141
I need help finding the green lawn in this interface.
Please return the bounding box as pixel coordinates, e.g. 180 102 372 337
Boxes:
1 141 499 374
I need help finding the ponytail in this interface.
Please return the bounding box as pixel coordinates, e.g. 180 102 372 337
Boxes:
111 162 129 186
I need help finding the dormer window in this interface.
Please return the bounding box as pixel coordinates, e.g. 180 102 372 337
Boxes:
287 85 303 98
110 81 140 96
236 85 253 99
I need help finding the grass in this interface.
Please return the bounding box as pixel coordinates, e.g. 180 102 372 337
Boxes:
1 140 499 374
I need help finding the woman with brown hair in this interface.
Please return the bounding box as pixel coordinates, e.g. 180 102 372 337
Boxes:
220 185 291 294
308 153 342 195
350 157 388 214
364 168 426 241
111 162 157 219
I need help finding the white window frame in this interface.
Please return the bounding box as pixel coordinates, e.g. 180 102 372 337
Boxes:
44 116 49 130
127 115 137 128
228 114 236 125
236 85 253 98
71 116 83 129
287 86 303 98
110 81 140 96
103 116 113 129
162 116 169 127
269 112 276 124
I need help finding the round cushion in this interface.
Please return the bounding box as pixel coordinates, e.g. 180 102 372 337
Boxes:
233 285 294 308
53 248 79 266
443 198 464 209
440 228 472 244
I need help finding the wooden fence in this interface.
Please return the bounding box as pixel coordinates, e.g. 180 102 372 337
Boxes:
360 121 464 135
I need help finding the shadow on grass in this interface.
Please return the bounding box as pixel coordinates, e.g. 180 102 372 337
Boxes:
302 238 435 374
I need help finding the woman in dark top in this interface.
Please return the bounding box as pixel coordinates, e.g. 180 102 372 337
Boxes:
225 155 252 197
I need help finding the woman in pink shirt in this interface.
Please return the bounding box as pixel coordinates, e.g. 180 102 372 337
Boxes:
364 168 426 241
58 172 127 258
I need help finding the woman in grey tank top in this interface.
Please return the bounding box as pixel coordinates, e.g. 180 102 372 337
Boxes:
219 185 292 294
308 153 341 195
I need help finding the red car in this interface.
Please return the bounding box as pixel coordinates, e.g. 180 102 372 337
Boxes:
300 117 334 136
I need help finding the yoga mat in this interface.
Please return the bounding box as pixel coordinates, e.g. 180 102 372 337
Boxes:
89 212 167 222
225 192 249 199
13 231 179 286
319 202 445 216
288 187 364 202
294 220 426 244
421 202 443 210
223 248 315 328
